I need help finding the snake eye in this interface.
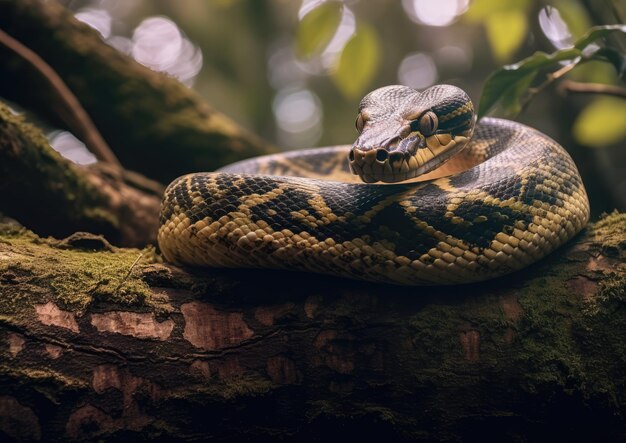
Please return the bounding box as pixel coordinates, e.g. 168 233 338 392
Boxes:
355 114 365 133
415 111 438 136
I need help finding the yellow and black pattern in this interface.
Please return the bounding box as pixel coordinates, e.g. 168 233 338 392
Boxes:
158 91 589 285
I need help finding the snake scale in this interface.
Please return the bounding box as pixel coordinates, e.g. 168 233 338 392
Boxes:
157 85 590 285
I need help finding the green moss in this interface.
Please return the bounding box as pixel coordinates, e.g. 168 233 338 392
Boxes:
0 222 38 240
358 404 402 425
573 273 626 407
0 365 88 399
591 210 626 251
176 375 273 401
0 102 117 237
0 223 156 316
0 103 51 152
218 376 273 399
397 214 626 424
583 273 626 316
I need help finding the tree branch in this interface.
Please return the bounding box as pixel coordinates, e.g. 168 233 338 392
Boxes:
0 213 624 441
0 0 275 183
0 29 121 167
520 62 577 114
558 79 626 99
0 101 161 246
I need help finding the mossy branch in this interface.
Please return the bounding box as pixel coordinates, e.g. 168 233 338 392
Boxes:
0 101 161 246
0 0 275 183
0 213 624 441
0 28 121 167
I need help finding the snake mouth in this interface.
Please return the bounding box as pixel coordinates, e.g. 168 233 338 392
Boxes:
349 131 472 183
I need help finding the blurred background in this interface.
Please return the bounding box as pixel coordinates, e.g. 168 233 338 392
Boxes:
53 0 625 216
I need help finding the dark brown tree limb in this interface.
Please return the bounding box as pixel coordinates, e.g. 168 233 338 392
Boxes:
0 213 624 442
0 0 275 183
0 28 120 167
0 101 161 246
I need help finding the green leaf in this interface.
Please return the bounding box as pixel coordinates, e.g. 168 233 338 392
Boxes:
497 71 537 116
484 10 528 62
331 23 381 99
479 23 626 117
573 97 626 147
478 48 581 117
574 24 626 50
295 2 342 58
589 47 626 79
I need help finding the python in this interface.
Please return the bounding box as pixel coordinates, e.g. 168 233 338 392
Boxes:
158 85 589 285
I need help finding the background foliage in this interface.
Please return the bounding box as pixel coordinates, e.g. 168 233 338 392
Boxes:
54 0 626 215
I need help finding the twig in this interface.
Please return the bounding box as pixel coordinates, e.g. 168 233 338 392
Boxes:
0 28 121 167
519 62 578 114
558 80 626 99
113 252 144 293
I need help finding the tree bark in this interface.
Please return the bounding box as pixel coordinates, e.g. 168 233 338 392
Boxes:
0 0 274 183
0 101 161 247
0 213 624 442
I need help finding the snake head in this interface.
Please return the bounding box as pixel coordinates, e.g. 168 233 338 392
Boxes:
349 84 475 183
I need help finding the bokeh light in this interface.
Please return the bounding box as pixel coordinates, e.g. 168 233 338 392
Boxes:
398 52 438 90
107 36 133 55
131 17 203 86
272 88 322 148
57 0 625 214
267 43 308 89
48 131 98 165
320 6 356 70
434 45 473 74
538 6 572 49
74 8 112 39
402 0 469 27
298 0 326 20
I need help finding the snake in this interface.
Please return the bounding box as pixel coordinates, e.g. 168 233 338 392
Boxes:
157 85 590 285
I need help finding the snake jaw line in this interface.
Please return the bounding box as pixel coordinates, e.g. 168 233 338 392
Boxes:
348 85 476 184
348 132 471 183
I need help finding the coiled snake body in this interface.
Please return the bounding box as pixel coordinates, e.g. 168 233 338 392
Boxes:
158 85 589 285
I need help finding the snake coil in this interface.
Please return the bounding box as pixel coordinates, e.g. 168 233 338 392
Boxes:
158 85 589 285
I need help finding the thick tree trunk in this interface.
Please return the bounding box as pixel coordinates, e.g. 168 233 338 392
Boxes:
0 213 624 442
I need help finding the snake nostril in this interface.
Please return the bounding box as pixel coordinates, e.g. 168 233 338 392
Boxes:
376 149 388 162
349 150 355 161
389 152 403 164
